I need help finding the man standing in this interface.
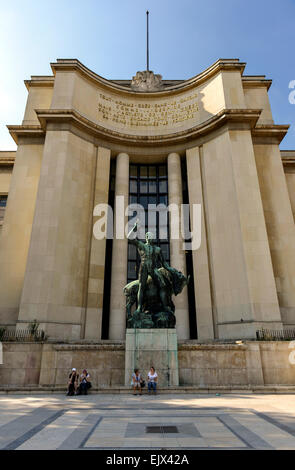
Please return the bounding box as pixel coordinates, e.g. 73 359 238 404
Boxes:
127 221 172 313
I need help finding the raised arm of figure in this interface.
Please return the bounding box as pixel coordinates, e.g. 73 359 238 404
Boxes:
127 221 144 249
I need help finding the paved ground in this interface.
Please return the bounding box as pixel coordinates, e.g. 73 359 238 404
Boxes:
0 393 295 450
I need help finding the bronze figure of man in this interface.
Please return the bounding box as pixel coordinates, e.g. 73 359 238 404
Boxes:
127 221 172 312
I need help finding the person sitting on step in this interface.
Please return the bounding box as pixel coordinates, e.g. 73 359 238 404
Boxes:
147 366 158 395
131 369 143 396
78 369 92 395
67 368 79 396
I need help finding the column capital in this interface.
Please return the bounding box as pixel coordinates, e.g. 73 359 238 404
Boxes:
117 152 129 160
167 152 181 162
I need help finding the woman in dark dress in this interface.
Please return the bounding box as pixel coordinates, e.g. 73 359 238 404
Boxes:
79 369 92 395
67 368 79 396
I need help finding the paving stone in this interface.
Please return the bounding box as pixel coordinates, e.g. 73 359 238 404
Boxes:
0 394 294 449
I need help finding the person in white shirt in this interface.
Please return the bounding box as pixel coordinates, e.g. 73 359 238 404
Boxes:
147 367 158 395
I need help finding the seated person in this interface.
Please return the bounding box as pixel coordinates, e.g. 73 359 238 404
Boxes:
67 368 79 396
148 367 158 395
131 369 143 396
78 369 91 395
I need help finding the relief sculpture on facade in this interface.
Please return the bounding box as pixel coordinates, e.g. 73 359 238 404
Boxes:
131 70 163 92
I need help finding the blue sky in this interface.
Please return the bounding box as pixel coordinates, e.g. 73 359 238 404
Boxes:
0 0 294 149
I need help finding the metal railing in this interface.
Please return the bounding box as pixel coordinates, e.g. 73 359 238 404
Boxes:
0 329 46 342
256 328 295 341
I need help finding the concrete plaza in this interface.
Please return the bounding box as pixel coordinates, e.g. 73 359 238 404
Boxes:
0 393 295 450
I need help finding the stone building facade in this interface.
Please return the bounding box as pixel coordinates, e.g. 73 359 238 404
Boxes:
0 58 295 344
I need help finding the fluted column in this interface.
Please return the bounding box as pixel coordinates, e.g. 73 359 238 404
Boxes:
109 153 129 339
167 152 190 339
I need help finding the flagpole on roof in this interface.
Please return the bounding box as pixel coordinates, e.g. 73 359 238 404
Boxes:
146 10 149 71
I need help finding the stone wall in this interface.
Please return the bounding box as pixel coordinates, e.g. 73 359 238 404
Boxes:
0 341 294 389
0 343 43 387
40 343 125 388
178 343 249 386
0 342 125 388
178 342 295 386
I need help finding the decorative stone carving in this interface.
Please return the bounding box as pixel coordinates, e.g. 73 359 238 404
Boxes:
131 70 163 92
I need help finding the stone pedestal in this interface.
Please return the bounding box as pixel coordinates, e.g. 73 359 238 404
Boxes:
125 329 179 387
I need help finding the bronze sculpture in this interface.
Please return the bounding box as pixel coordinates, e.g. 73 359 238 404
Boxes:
124 221 189 329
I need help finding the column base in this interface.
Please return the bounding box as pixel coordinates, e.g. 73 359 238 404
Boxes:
125 329 179 387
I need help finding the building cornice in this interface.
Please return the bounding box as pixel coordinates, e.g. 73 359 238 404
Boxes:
252 125 289 145
30 108 261 147
24 77 55 90
21 59 273 99
281 150 295 169
50 58 247 97
7 125 45 144
0 151 16 166
242 76 272 90
8 108 289 147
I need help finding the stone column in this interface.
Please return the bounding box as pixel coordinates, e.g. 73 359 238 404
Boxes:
202 130 282 339
254 144 295 326
18 130 95 340
84 147 111 339
167 152 190 340
186 147 215 340
109 153 129 339
284 162 295 221
0 143 43 328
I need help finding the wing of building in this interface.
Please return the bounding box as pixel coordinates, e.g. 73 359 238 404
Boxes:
0 58 295 344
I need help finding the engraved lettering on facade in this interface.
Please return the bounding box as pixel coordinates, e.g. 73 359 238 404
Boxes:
98 92 199 128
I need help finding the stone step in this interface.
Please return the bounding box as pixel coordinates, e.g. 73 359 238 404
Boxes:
1 385 295 394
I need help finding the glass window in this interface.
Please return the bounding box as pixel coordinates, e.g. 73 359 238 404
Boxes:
130 165 137 177
140 166 148 177
130 180 137 193
159 180 168 193
0 196 7 207
128 261 137 280
148 195 157 206
149 180 157 193
128 163 170 283
139 196 148 209
128 244 137 260
140 180 148 193
147 223 157 233
159 195 168 205
159 211 168 226
129 195 138 205
159 226 169 241
160 244 170 261
149 166 156 178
